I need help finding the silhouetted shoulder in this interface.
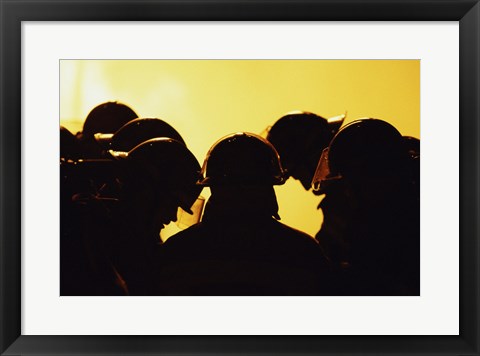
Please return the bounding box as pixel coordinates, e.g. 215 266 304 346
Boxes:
266 219 329 268
155 220 330 296
157 223 208 260
270 219 318 243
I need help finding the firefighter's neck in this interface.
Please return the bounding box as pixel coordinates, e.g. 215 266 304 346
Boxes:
203 185 280 222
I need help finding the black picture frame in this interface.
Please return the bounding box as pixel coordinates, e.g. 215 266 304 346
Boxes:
1 0 478 355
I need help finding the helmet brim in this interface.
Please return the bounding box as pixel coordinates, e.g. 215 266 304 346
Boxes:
107 149 129 160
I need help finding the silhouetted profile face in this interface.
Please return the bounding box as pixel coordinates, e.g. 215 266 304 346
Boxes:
266 111 343 192
125 178 183 234
285 163 316 191
318 179 356 236
118 138 202 237
316 178 356 266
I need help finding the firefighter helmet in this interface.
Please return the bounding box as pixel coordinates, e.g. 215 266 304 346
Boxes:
116 138 202 214
109 117 186 152
198 132 286 186
312 118 408 192
82 101 138 138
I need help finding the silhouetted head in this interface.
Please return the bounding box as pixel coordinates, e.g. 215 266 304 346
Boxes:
77 102 138 159
266 111 344 191
199 132 285 187
82 101 138 139
199 132 285 220
312 118 408 194
108 118 186 152
113 138 202 232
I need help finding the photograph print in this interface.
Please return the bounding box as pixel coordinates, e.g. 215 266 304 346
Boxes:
60 60 420 296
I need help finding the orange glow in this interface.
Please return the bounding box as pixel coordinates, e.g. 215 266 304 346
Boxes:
60 60 420 237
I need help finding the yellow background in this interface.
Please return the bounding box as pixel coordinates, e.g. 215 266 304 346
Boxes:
60 60 420 237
